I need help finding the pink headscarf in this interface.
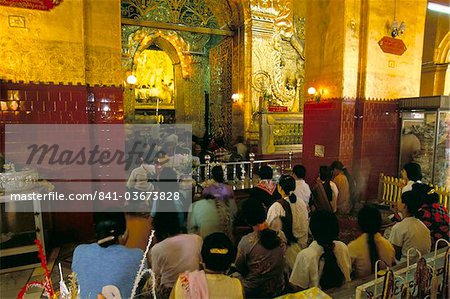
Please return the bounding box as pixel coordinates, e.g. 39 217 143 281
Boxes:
179 270 209 299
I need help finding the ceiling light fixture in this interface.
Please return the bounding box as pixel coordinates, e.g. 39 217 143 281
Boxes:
427 2 450 14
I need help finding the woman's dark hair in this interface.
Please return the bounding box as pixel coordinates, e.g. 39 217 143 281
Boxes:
319 166 333 202
258 165 273 180
403 163 423 181
293 165 306 179
216 138 225 148
330 161 344 171
412 183 439 205
201 232 236 272
330 161 357 203
94 211 126 248
278 174 297 203
310 210 345 290
401 191 422 216
211 165 225 183
242 198 281 250
153 212 181 241
358 205 381 273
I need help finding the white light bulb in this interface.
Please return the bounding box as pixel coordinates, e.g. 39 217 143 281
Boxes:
307 87 316 95
127 75 137 85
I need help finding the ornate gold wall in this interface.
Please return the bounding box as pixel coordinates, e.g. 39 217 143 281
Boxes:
420 10 450 96
305 0 428 100
0 0 122 86
242 0 306 153
363 0 427 99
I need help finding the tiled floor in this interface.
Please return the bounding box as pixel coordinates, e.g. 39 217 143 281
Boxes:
0 245 74 299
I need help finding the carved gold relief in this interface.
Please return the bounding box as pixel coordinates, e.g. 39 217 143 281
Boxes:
247 0 305 117
0 37 85 84
210 37 233 144
122 0 221 29
85 45 122 86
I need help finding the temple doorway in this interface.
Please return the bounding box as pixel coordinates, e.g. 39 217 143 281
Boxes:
121 0 241 140
131 43 176 124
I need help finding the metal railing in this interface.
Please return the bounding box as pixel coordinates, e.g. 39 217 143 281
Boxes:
378 173 449 209
194 151 293 186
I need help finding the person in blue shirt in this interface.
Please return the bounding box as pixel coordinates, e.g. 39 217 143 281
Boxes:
72 211 144 298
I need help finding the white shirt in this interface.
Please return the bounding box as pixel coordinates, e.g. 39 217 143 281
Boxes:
388 216 431 262
401 180 421 193
289 241 351 289
294 179 312 208
126 164 156 191
330 181 339 213
266 197 309 248
150 234 203 288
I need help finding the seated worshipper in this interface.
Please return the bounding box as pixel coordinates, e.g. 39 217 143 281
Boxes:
401 162 423 193
267 174 309 268
234 198 286 298
330 161 352 214
348 205 395 278
292 165 312 209
188 193 236 242
170 233 243 299
413 183 449 248
202 166 236 206
388 190 431 262
126 157 156 192
213 138 230 162
149 212 203 298
72 211 144 298
234 135 248 159
229 146 243 162
151 167 187 232
311 166 338 213
155 150 170 176
290 210 351 291
249 165 281 210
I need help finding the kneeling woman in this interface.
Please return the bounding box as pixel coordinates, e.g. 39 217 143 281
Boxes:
170 232 243 299
290 210 351 290
72 211 144 298
235 198 286 298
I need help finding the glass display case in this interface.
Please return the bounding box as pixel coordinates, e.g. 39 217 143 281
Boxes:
0 167 47 273
399 96 450 187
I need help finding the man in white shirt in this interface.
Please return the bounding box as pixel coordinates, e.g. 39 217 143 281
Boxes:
126 160 156 191
389 190 431 262
292 165 312 209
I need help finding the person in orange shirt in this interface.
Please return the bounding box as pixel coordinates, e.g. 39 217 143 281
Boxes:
330 161 352 214
348 206 395 278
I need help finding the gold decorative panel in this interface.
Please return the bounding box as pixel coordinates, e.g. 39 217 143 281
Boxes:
0 37 85 84
0 0 122 86
121 0 220 29
210 37 233 144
